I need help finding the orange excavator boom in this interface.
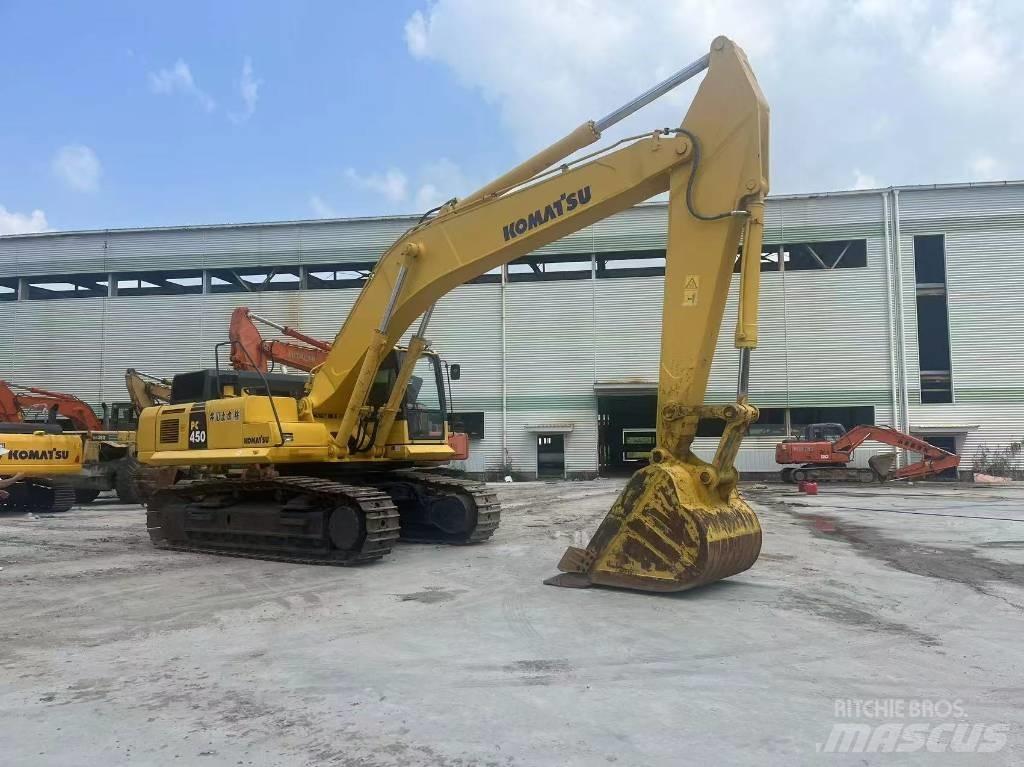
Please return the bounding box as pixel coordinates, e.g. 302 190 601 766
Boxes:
228 307 330 373
0 381 103 432
833 425 960 480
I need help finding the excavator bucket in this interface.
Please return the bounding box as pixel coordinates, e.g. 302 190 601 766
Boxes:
545 460 761 592
868 452 897 481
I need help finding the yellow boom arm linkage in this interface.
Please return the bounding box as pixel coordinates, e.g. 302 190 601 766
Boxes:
317 36 768 591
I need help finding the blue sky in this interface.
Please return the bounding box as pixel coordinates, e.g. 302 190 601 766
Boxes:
0 1 504 231
2 1 1023 234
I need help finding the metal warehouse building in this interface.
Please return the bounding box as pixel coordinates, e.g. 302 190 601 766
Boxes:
2 181 1023 479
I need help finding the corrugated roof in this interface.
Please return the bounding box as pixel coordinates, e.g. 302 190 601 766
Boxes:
5 178 1023 243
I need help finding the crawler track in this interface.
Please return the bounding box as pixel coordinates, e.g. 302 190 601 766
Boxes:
1 478 75 513
146 475 401 565
781 465 877 484
373 470 501 544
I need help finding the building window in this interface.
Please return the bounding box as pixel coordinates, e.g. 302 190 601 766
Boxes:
596 249 666 279
913 234 953 403
450 411 485 439
208 266 302 293
748 407 787 436
0 277 16 301
697 407 788 437
789 406 876 436
913 234 946 284
784 240 867 270
113 269 204 296
734 240 868 273
305 261 375 289
507 253 593 282
25 273 109 300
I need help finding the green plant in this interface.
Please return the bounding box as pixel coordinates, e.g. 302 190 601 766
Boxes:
973 440 1024 479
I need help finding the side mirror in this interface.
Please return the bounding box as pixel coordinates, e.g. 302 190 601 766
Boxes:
449 363 461 381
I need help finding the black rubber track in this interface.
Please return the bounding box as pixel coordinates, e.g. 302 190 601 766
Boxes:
146 475 401 565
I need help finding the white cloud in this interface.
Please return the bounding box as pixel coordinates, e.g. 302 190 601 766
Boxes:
344 167 409 203
0 205 50 235
149 59 216 112
403 1 1024 192
405 10 429 58
52 144 101 192
342 157 473 211
414 158 470 209
968 153 1005 181
328 159 473 215
309 194 337 218
230 57 262 123
851 169 879 190
921 1 1012 95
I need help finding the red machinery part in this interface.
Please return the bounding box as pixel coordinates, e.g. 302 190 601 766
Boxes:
0 380 103 431
776 424 960 482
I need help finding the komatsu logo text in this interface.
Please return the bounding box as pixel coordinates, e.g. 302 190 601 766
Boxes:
502 186 592 242
2 449 71 461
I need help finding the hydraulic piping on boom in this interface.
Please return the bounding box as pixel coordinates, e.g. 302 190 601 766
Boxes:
136 36 769 593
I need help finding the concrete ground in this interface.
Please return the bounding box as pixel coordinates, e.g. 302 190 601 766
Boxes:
1 480 1022 766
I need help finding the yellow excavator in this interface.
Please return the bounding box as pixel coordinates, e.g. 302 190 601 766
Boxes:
0 425 83 512
138 36 768 592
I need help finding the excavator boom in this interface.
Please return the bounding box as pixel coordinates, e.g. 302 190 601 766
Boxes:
228 308 330 373
836 425 960 481
0 380 104 432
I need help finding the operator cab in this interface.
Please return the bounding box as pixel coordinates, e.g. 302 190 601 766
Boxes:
367 350 450 443
803 422 847 442
169 369 309 404
102 401 140 430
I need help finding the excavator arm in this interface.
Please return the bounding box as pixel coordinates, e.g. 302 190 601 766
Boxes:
834 425 961 481
300 36 768 591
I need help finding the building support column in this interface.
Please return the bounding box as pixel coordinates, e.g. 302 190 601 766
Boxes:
882 191 901 444
501 263 509 473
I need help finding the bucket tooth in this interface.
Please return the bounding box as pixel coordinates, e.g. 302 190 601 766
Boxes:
546 461 761 593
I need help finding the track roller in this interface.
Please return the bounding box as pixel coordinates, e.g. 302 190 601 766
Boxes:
146 476 400 565
370 471 501 544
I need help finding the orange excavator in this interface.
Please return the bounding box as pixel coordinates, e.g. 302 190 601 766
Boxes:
228 307 470 460
776 422 960 483
0 381 104 432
